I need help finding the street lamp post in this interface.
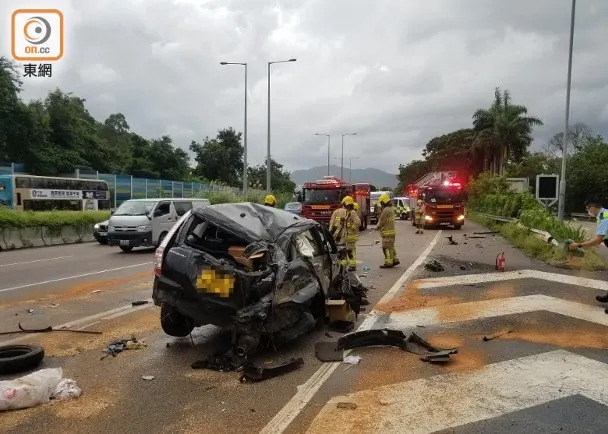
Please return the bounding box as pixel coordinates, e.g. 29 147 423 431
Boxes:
267 58 297 193
315 133 331 176
340 133 357 180
220 61 248 194
557 0 576 222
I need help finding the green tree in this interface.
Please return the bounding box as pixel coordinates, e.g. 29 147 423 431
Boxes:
396 159 429 193
149 135 190 180
473 87 543 174
247 158 296 194
505 152 560 193
190 127 243 186
543 122 595 158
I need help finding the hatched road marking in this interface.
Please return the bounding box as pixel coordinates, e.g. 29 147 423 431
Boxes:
305 350 608 433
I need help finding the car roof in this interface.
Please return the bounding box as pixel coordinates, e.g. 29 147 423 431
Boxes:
193 202 314 243
121 198 210 202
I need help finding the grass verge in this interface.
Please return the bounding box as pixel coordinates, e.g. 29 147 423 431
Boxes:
0 208 110 229
471 214 607 271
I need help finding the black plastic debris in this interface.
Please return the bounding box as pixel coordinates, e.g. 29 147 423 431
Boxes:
473 231 499 235
424 260 444 272
446 236 459 245
132 300 149 306
459 265 467 270
315 341 344 362
482 329 513 342
338 329 409 351
238 357 304 382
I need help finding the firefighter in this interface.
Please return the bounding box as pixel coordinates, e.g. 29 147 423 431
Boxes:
264 194 276 207
342 197 361 271
329 196 349 238
414 198 425 234
376 193 399 268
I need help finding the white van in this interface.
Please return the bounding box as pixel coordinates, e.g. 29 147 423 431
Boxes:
107 198 211 252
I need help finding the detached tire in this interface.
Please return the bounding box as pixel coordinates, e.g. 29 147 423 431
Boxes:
0 344 44 375
160 303 194 337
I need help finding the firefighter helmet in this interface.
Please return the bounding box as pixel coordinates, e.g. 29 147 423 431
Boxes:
264 194 276 206
378 193 391 205
342 196 354 206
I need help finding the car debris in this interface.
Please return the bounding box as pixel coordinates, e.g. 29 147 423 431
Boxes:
238 357 304 382
343 355 361 365
0 323 102 336
337 402 357 410
0 344 45 375
482 329 513 342
153 203 369 370
132 300 149 306
446 236 459 245
473 231 499 235
424 260 444 272
101 336 147 360
141 375 155 381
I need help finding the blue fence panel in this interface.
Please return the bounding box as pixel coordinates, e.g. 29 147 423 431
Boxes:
115 175 132 206
183 182 192 198
160 180 172 197
173 182 183 198
132 178 147 199
146 179 159 198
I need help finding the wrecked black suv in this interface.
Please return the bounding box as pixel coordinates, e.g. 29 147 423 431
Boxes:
152 202 366 357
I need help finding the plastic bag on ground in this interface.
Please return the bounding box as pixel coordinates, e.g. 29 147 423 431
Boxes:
0 367 81 411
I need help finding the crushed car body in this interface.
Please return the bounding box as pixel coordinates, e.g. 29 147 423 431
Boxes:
152 202 368 359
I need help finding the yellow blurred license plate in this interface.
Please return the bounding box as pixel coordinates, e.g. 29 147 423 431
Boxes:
311 205 330 210
436 205 454 208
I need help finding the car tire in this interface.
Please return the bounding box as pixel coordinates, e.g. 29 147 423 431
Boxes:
157 232 168 248
0 344 45 375
160 303 194 337
120 246 133 253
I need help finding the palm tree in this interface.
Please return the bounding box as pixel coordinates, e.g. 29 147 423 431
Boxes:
473 88 543 174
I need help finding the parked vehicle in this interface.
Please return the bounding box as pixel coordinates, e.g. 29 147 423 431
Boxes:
392 197 411 220
284 201 302 215
370 190 392 224
152 203 367 359
108 198 211 252
93 220 110 244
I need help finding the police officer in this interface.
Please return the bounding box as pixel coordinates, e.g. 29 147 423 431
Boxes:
376 193 400 268
568 195 608 312
264 194 276 207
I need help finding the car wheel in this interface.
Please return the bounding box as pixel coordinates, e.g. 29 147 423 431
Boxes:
160 303 194 337
120 246 133 253
0 344 45 375
157 232 168 248
454 224 462 230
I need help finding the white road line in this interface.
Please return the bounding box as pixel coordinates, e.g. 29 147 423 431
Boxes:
306 350 608 433
0 255 73 268
259 231 443 434
415 269 608 291
0 262 152 294
0 298 154 346
382 294 608 329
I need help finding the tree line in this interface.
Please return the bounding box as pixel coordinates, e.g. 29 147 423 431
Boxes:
397 87 608 212
0 57 295 194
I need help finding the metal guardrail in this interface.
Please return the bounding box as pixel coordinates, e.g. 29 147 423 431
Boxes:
474 212 561 246
474 213 516 223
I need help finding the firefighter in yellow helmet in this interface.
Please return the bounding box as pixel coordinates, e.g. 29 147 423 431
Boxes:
329 195 350 237
341 196 361 270
264 194 276 207
376 193 399 268
414 198 425 234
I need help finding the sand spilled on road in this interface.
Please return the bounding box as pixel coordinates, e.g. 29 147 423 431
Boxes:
29 306 159 357
491 326 608 350
374 281 461 313
427 332 487 373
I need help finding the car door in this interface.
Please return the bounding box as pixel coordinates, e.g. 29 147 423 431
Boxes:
293 228 332 296
152 201 173 242
314 225 341 295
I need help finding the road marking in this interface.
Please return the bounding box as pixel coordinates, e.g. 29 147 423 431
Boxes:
0 262 152 294
415 269 608 291
381 294 608 329
0 298 154 346
260 231 443 434
306 350 608 433
0 255 73 268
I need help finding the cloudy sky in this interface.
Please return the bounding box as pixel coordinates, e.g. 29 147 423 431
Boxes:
2 0 607 175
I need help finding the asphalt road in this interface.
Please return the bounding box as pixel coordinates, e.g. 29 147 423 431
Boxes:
1 219 608 433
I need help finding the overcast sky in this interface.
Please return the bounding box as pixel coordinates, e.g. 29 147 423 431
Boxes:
2 0 607 175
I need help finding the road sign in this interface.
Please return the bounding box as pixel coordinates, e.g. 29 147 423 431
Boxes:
536 174 559 208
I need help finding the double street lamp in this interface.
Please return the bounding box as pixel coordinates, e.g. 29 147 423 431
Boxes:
267 58 297 193
315 133 331 176
219 61 248 194
340 133 357 180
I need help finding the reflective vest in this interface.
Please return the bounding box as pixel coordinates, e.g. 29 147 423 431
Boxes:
598 210 608 247
343 209 361 243
394 202 409 216
377 205 395 237
330 208 348 240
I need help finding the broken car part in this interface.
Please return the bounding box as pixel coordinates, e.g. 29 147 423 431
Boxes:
424 260 444 272
238 357 304 382
0 323 102 336
0 344 45 375
446 236 459 245
482 329 513 342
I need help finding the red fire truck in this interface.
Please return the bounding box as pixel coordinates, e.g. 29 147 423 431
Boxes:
406 171 466 229
301 176 370 230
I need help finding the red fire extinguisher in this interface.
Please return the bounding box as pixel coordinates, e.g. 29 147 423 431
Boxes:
496 252 506 272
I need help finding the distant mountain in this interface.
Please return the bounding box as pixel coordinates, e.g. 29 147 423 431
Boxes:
290 165 398 189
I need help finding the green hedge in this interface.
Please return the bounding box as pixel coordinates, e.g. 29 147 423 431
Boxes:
468 172 585 242
0 208 110 229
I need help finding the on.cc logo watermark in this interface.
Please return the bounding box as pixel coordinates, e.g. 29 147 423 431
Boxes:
11 9 63 61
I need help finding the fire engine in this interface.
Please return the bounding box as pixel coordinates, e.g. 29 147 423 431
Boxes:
301 176 370 230
406 171 466 229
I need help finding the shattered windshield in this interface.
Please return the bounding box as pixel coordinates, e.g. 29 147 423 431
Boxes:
114 200 156 216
